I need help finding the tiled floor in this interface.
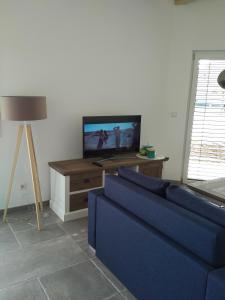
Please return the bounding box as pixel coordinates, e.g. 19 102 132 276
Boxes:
0 206 137 300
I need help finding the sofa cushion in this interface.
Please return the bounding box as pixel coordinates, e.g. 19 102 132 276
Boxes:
104 175 225 267
166 185 225 228
206 267 225 300
118 166 170 196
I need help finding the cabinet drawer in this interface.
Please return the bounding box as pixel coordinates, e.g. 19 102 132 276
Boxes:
139 162 163 178
70 171 102 192
70 192 88 211
104 168 118 175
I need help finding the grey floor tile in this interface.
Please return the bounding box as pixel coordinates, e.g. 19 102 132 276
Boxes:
41 209 61 225
91 257 126 292
72 231 88 242
5 210 35 232
121 290 137 300
0 235 87 289
107 294 125 300
0 223 20 254
76 238 95 258
8 207 60 232
15 223 65 246
0 222 10 234
0 279 47 300
40 260 117 300
58 217 88 237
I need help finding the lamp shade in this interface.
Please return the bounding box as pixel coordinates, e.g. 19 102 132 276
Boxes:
1 96 47 121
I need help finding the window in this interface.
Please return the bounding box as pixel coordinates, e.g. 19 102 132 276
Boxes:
184 52 225 181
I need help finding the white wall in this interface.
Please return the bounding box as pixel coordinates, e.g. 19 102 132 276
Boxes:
161 0 225 180
3 0 225 209
0 0 173 208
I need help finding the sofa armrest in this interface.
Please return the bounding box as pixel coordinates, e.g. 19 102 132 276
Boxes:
88 188 104 249
206 267 225 300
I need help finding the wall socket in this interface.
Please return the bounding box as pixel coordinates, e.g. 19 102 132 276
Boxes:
170 112 178 118
20 184 27 190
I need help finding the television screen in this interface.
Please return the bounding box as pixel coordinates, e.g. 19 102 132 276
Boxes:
83 115 141 158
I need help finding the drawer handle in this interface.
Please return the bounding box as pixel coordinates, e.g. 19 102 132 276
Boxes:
84 178 90 184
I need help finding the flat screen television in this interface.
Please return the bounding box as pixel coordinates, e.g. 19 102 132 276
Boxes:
83 115 141 158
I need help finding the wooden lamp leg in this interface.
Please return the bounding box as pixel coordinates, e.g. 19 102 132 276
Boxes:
3 125 24 223
28 127 43 212
25 124 42 231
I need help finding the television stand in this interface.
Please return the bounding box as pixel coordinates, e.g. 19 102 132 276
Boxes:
48 154 169 222
92 154 138 166
99 154 115 160
92 156 115 167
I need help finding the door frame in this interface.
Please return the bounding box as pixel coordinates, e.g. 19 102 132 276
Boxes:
182 50 225 183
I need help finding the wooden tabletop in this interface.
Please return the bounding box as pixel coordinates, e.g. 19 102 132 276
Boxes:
49 154 169 176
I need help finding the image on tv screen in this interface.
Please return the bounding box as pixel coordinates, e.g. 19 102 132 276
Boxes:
84 122 139 151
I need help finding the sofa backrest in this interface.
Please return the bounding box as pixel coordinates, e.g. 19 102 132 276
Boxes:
118 167 170 197
167 185 225 228
104 175 225 268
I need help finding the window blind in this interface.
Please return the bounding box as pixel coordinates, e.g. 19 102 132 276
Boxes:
187 59 225 180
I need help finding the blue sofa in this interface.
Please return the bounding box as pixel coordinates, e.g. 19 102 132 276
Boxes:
88 167 225 300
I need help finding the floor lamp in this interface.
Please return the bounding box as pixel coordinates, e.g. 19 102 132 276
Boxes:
2 96 47 230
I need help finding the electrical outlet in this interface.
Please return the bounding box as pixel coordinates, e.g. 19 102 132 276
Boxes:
20 183 27 190
170 112 178 118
